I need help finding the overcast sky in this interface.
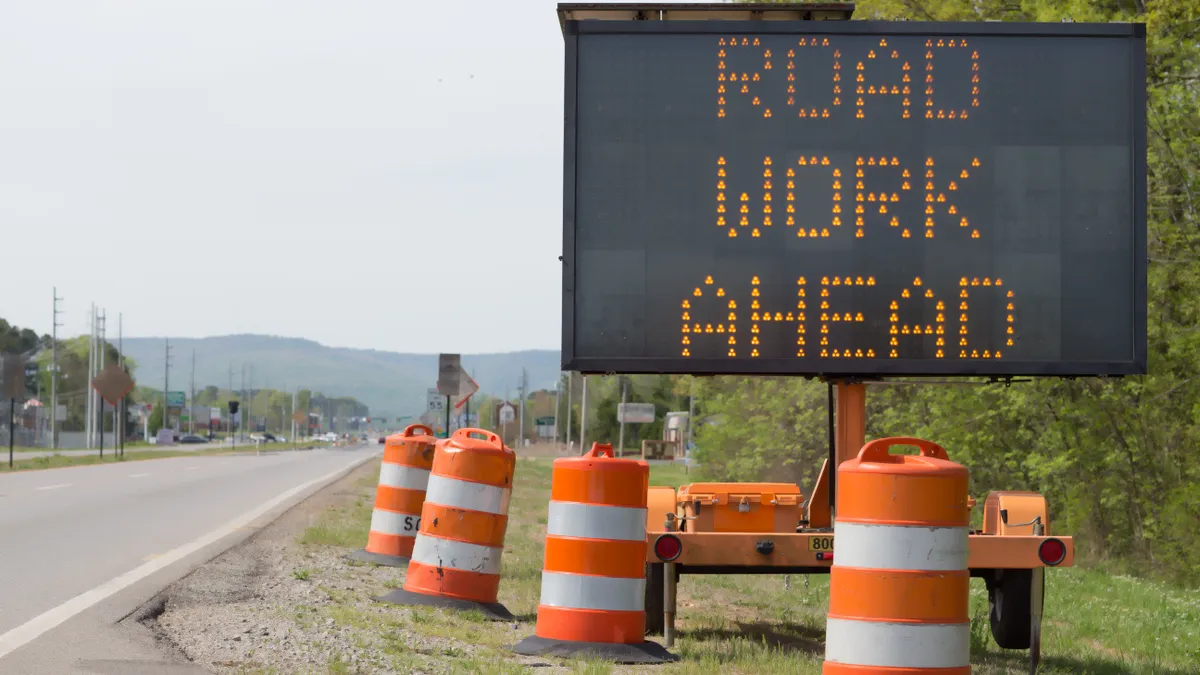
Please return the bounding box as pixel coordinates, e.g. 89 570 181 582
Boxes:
0 0 604 353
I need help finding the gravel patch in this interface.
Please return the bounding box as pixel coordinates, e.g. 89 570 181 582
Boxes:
142 460 568 674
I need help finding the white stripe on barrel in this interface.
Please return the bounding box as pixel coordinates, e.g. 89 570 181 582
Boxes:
378 463 431 491
539 571 645 612
825 618 970 668
546 501 647 542
410 536 503 575
424 474 511 515
833 521 969 571
369 509 422 536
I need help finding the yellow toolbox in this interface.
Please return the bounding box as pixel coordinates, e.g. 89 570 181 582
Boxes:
677 483 804 533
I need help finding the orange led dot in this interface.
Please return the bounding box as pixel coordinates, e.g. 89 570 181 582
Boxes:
972 158 980 167
901 289 910 298
925 289 934 298
902 229 911 238
889 349 898 358
683 312 691 321
972 230 980 239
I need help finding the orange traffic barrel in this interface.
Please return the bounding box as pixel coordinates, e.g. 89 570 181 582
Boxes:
513 443 673 663
824 437 971 674
347 424 436 567
377 428 517 619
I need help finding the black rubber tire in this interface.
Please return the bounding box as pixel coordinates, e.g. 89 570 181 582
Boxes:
644 563 665 636
987 569 1040 649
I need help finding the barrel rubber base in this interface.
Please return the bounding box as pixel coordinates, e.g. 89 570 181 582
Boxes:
511 635 676 664
374 588 516 621
344 550 410 567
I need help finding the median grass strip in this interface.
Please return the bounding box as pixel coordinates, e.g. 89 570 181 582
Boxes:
0 440 332 472
295 457 1198 674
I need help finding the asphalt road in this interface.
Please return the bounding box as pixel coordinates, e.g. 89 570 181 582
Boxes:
11 445 212 460
11 438 303 460
0 444 378 673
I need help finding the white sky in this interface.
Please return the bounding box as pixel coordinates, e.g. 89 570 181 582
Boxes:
0 0 617 353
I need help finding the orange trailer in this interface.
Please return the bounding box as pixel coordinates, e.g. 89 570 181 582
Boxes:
641 382 1071 669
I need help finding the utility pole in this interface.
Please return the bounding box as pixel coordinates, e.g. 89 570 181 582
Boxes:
50 288 63 450
579 375 588 454
240 364 246 440
618 377 628 457
100 310 107 438
86 304 95 448
189 349 196 434
517 368 527 449
291 387 298 440
565 372 573 451
163 338 173 436
687 393 695 461
118 313 124 455
552 374 561 452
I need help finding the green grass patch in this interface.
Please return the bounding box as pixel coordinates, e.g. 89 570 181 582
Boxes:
0 446 236 472
304 457 1200 674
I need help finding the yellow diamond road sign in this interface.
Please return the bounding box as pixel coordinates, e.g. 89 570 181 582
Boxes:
91 363 135 406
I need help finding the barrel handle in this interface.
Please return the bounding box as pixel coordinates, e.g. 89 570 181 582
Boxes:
403 424 433 438
586 442 614 458
858 436 949 462
452 427 503 448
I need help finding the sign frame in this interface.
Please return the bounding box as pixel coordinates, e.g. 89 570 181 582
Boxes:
559 17 1147 378
618 402 656 424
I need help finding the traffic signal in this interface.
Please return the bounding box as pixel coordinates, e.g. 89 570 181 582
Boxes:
228 400 240 414
23 362 38 395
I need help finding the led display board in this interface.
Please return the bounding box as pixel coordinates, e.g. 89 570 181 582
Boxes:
561 18 1146 376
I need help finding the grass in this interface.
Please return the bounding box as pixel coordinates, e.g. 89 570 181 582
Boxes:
0 446 235 472
0 439 333 473
296 456 1199 675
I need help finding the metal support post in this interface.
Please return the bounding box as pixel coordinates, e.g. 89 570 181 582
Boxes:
1030 519 1045 674
663 512 678 648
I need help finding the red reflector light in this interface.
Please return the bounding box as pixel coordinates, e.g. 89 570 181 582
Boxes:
654 534 682 562
1038 538 1066 566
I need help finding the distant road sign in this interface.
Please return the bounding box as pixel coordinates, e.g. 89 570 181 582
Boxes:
535 416 556 426
167 391 186 407
1 356 24 399
91 363 135 406
291 411 307 425
497 402 516 425
618 403 655 424
427 388 445 412
437 354 462 397
453 370 479 410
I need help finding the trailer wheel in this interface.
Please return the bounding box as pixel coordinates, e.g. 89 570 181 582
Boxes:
644 563 664 635
987 569 1041 649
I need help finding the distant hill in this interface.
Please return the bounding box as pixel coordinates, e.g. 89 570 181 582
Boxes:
119 334 561 416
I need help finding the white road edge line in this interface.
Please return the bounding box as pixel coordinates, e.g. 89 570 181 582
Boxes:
35 484 72 491
0 453 373 661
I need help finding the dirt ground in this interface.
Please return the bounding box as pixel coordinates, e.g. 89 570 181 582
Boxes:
140 459 567 675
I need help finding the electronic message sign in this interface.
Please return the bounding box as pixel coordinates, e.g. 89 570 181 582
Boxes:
560 18 1146 376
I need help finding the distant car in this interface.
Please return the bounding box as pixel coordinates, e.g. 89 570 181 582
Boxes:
179 435 208 444
262 432 279 443
377 437 386 445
